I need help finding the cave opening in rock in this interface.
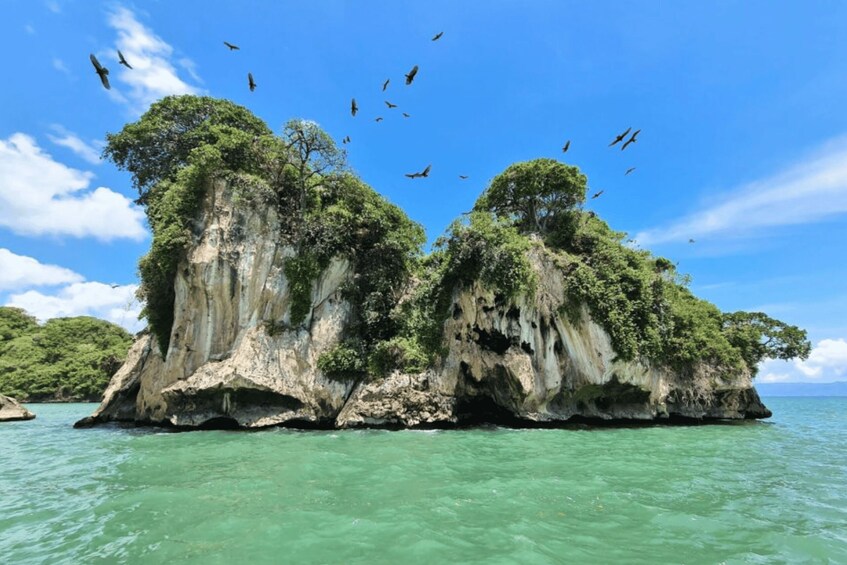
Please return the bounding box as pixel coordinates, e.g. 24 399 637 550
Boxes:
455 394 524 426
197 416 241 430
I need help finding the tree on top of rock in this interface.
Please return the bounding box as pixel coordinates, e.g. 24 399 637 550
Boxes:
474 158 587 235
104 95 272 204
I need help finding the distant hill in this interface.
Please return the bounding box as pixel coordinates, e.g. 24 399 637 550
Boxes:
0 307 134 402
756 381 847 397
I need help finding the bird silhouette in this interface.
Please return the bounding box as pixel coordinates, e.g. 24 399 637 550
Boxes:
405 164 431 178
591 190 604 199
109 283 120 289
248 72 256 92
223 41 239 50
385 101 397 108
562 140 571 153
402 112 410 118
459 175 468 180
688 238 696 243
117 50 132 69
351 98 358 116
382 79 390 91
432 32 444 41
89 54 110 89
621 129 641 151
342 136 351 144
625 167 636 175
609 127 632 147
375 117 384 122
405 65 419 85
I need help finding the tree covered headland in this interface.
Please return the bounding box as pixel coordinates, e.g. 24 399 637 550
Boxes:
0 307 134 402
104 94 810 381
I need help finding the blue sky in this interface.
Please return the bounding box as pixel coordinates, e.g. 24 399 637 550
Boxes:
1 0 846 382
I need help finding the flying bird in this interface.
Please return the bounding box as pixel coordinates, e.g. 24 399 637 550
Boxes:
89 54 110 89
109 283 120 289
248 72 256 92
351 98 358 116
382 79 390 91
385 101 397 109
591 190 604 199
402 112 410 118
342 136 350 144
223 41 239 50
375 117 384 122
459 175 468 180
625 167 636 175
405 65 419 85
562 140 571 153
432 32 444 41
117 50 132 69
688 238 696 244
621 129 641 151
405 164 431 178
609 127 632 147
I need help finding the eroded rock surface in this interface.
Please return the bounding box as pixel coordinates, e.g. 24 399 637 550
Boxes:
79 180 770 430
0 394 35 422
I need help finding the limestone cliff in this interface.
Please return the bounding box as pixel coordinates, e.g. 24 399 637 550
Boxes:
78 178 770 430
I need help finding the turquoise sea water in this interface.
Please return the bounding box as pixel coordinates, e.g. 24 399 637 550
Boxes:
1 398 845 564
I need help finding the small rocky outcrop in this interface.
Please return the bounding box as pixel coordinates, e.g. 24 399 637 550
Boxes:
78 178 771 430
0 394 35 422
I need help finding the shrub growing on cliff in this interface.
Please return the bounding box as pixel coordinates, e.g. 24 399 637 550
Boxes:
295 172 425 347
317 342 366 380
387 212 537 367
0 308 133 401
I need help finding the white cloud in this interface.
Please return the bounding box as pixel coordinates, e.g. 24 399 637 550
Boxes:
45 1 60 14
757 370 793 383
52 58 69 75
636 137 847 245
795 338 847 378
0 248 83 291
46 125 101 164
6 282 144 333
107 7 200 113
25 24 36 35
0 133 146 240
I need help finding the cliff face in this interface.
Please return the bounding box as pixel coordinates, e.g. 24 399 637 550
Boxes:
78 179 769 429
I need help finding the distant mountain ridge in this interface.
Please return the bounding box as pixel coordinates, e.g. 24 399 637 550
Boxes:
757 381 847 397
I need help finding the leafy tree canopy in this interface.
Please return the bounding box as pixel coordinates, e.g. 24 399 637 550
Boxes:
474 158 587 234
0 308 134 401
722 311 811 370
0 307 37 343
104 95 272 204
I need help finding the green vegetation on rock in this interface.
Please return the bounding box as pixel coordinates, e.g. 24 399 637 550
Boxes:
0 307 133 402
104 94 809 380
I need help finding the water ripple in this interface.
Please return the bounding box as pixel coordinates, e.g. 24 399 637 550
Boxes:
1 399 846 564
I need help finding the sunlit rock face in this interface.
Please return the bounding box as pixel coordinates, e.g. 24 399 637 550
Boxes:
79 180 769 430
338 248 770 428
0 394 35 422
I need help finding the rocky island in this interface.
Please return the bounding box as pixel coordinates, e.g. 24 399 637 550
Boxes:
0 394 35 422
77 96 810 430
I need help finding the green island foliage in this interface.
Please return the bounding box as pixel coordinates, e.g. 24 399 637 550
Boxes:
104 95 809 381
472 158 810 373
0 307 134 401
